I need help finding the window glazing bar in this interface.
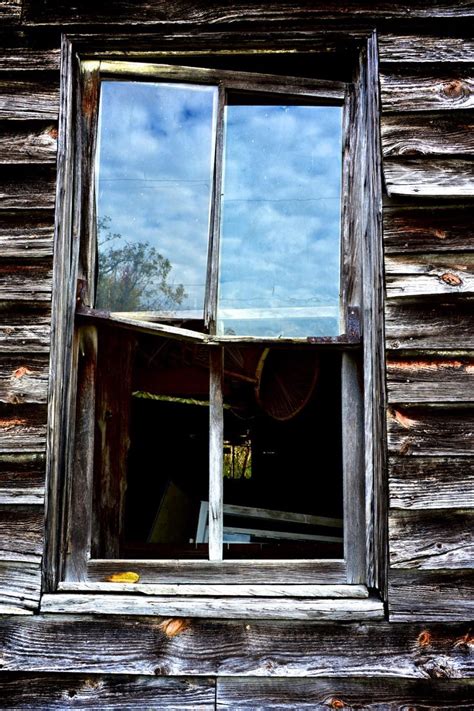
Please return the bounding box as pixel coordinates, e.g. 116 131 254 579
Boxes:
209 346 224 560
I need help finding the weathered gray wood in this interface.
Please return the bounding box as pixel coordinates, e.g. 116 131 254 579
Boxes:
0 404 47 452
387 407 474 457
58 583 368 598
0 261 52 303
0 674 215 709
385 300 474 350
77 307 207 342
381 69 474 112
87 559 347 584
40 594 384 620
0 562 41 615
0 355 49 405
386 253 474 299
1 617 473 677
384 159 474 197
389 509 474 570
0 122 57 164
0 48 61 72
389 570 474 622
0 507 44 564
383 205 473 254
0 79 59 120
381 112 474 156
209 347 223 561
0 216 54 259
217 677 474 709
0 452 45 505
0 170 56 211
387 356 474 404
0 0 21 23
379 34 474 63
21 1 474 25
389 456 474 510
0 322 51 355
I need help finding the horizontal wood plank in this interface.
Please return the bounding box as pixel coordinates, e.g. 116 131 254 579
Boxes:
0 452 45 505
0 216 54 259
0 674 215 709
389 456 474 510
388 570 474 621
0 617 473 677
387 406 474 457
385 300 474 350
87 559 347 584
58 583 367 598
380 69 474 112
0 404 47 452
0 1 21 22
389 509 474 569
0 170 56 211
386 253 474 299
0 79 59 121
0 561 41 615
383 205 473 254
217 677 474 709
0 322 51 355
387 356 474 404
40 594 384 620
0 261 52 302
0 122 57 164
0 506 44 564
381 112 474 157
0 49 61 72
0 354 49 405
379 34 474 64
384 159 474 197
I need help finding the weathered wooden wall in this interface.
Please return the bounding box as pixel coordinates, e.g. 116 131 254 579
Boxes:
0 1 473 708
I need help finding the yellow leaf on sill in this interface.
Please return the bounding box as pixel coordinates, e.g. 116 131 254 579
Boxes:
105 571 140 583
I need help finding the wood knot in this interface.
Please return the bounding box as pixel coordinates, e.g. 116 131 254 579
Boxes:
158 618 189 638
417 630 432 647
329 699 345 709
442 80 465 99
440 272 462 286
433 229 447 240
13 366 32 379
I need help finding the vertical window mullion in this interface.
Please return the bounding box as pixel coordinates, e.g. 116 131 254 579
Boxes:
204 84 226 334
209 345 224 560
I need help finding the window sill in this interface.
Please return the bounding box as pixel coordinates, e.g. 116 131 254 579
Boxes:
41 589 384 620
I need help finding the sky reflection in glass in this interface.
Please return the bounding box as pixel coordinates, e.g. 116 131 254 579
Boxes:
95 81 217 313
217 103 342 338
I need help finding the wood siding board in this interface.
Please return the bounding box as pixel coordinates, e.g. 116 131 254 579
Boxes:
380 69 474 112
0 79 59 121
0 452 45 505
0 562 41 615
389 509 474 570
87 560 347 584
379 34 474 63
389 456 474 510
217 677 474 709
0 322 51 355
385 300 474 350
0 617 473 677
0 1 21 23
0 122 58 164
384 159 474 198
387 356 474 405
39 594 385 620
388 570 474 622
21 1 474 25
383 205 474 254
0 674 216 709
0 49 61 72
0 216 54 259
0 507 44 564
0 354 49 405
0 170 56 211
0 403 47 452
381 112 474 157
0 261 52 303
387 406 474 457
57 583 368 597
385 253 474 300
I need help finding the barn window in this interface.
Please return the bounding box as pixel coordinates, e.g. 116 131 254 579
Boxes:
46 37 385 614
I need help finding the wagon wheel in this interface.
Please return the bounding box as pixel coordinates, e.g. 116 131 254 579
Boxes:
255 348 320 421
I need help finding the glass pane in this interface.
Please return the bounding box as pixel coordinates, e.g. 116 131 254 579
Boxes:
95 81 217 317
217 103 342 338
222 346 343 559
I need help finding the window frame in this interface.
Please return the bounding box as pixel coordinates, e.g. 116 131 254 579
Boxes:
43 32 386 617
